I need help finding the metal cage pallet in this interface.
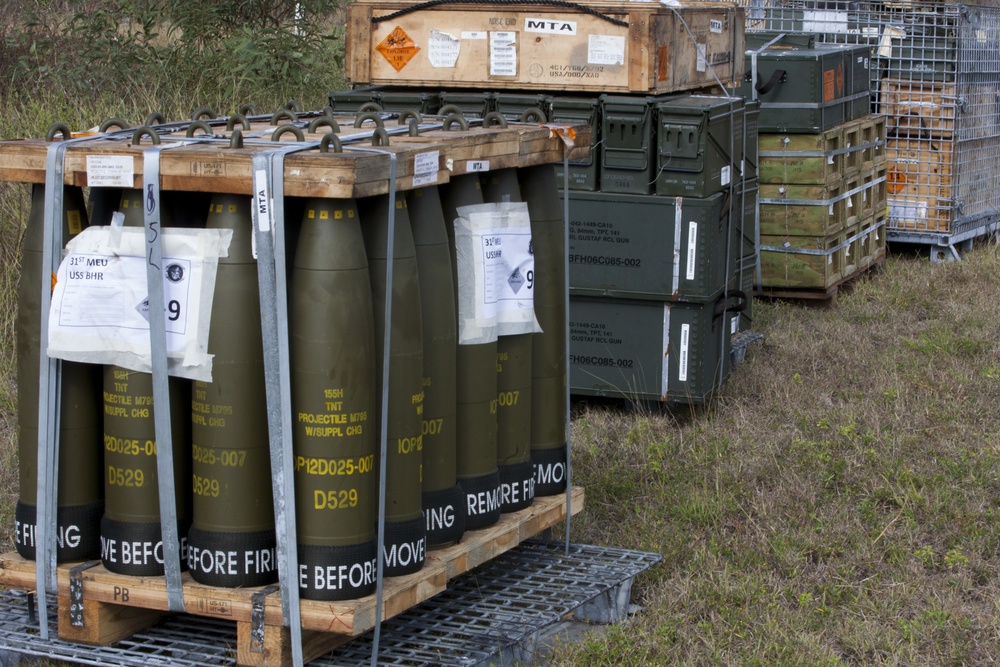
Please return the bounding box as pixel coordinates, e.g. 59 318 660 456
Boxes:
730 0 1000 256
0 540 662 667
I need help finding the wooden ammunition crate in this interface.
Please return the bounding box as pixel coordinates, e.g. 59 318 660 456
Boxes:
759 114 886 186
347 1 744 94
760 170 876 237
885 136 955 233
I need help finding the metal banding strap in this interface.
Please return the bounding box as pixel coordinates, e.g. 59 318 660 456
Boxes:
758 139 885 159
37 133 106 639
759 176 886 207
760 217 887 256
249 584 281 654
759 91 870 109
252 141 319 667
143 138 211 613
344 144 398 667
68 560 100 627
660 304 671 399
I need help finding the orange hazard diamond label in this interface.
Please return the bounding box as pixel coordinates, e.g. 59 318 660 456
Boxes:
376 26 420 72
887 166 907 194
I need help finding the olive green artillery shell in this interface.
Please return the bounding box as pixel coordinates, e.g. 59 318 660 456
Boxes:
517 165 568 453
291 198 378 548
191 194 273 533
16 184 103 561
439 174 499 481
406 186 458 494
479 169 532 470
359 194 425 526
519 164 568 497
103 367 192 523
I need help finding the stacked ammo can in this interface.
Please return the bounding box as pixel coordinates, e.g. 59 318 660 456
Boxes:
733 32 887 294
742 0 1000 260
556 92 758 406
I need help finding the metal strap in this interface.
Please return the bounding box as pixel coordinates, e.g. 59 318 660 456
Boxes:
760 218 887 256
759 176 886 207
760 90 871 109
249 584 281 654
142 140 201 613
343 144 398 667
36 133 105 639
758 139 885 159
251 140 319 667
68 560 100 627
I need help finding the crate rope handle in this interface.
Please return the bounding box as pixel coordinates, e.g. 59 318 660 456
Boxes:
371 0 628 27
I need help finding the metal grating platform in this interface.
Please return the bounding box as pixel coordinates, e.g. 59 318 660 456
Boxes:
0 540 661 667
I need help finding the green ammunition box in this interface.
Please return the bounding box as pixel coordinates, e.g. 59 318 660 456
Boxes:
569 295 741 405
438 91 496 118
377 89 441 114
328 89 379 112
549 96 601 191
654 94 745 198
566 189 734 303
734 42 872 133
728 253 757 334
494 93 550 122
600 95 656 194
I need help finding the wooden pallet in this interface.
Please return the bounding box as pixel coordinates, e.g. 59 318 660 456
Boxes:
0 116 590 196
0 487 583 667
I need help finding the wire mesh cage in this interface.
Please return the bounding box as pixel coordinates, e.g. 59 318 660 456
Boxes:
728 0 1000 239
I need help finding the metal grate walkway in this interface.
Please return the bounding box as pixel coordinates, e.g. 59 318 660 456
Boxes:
0 540 661 667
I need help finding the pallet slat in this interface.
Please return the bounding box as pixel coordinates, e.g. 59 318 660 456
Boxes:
0 488 583 666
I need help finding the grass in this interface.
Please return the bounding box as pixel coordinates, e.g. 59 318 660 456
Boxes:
550 243 1000 665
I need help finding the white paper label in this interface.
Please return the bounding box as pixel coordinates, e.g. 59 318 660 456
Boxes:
710 19 723 34
413 151 440 187
86 155 134 188
253 169 271 233
48 226 232 381
453 202 540 344
802 10 848 33
731 315 739 335
696 43 707 72
685 221 698 281
721 165 731 187
525 17 577 35
462 31 487 39
466 160 490 172
879 26 906 58
588 35 625 65
490 32 517 76
428 30 461 68
678 323 690 382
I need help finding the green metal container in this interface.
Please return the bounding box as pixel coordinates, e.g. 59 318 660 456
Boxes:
734 42 872 133
438 91 496 118
655 94 745 198
549 96 601 191
566 186 747 303
377 89 441 114
494 93 550 123
600 95 656 194
569 294 741 405
328 89 379 112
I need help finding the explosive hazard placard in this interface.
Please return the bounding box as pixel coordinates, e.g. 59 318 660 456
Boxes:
376 26 420 72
